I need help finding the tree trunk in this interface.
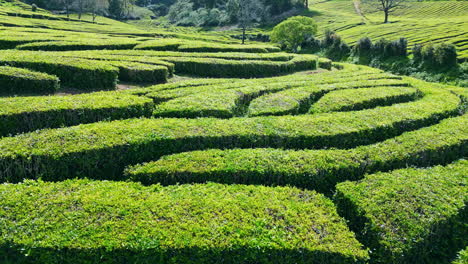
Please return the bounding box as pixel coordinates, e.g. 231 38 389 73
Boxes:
242 27 246 44
78 1 82 20
305 0 308 8
384 9 389 23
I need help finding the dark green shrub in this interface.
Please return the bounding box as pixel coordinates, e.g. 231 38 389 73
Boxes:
372 38 407 59
0 66 59 95
412 44 423 64
352 37 373 64
434 43 458 68
0 181 369 264
319 30 350 61
421 43 436 67
335 160 468 263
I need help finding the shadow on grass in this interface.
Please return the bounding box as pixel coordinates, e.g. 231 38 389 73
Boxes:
0 243 368 264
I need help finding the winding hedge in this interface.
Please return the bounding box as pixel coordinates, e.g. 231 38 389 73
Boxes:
133 38 280 53
310 86 422 113
161 55 319 78
106 60 168 83
0 92 154 137
0 86 460 182
0 51 118 90
0 181 369 264
15 40 139 51
0 66 59 94
124 114 467 192
335 160 468 263
147 77 410 118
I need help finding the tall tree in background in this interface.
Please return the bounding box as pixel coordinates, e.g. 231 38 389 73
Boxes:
61 0 73 18
77 0 84 19
363 0 406 23
88 0 108 22
228 0 267 44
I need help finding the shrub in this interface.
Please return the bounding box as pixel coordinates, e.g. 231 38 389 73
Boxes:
335 160 468 263
0 66 59 95
412 44 423 64
271 16 318 52
0 85 460 183
434 43 458 68
0 180 369 264
16 40 139 51
321 31 350 61
0 92 154 137
0 51 118 90
352 37 373 64
310 86 421 113
125 113 467 192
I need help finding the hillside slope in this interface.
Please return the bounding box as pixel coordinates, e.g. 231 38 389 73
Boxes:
308 0 468 60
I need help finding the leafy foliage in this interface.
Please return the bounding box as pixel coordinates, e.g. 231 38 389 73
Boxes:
271 16 318 52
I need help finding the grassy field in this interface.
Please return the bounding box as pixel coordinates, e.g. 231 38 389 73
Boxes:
307 0 468 60
0 0 467 263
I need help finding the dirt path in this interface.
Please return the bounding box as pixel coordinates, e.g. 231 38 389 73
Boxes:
353 0 369 23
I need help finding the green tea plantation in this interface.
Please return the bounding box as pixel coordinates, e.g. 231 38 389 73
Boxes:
0 0 466 263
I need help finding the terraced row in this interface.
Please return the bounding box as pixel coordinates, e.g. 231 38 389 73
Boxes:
0 61 466 264
0 50 323 92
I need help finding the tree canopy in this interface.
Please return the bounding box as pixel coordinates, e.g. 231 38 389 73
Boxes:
271 16 318 52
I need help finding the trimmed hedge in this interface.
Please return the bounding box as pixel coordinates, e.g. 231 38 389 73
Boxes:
146 75 409 118
247 79 410 117
177 43 281 53
0 86 460 182
60 49 294 62
153 90 242 118
0 66 59 94
106 60 168 83
248 86 324 116
124 114 467 192
160 55 319 78
0 92 154 137
0 181 369 264
15 40 139 51
133 38 280 53
310 86 422 113
335 160 468 263
0 51 118 90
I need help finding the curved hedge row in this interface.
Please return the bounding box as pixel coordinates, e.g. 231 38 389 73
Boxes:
106 60 168 83
0 181 369 264
0 92 154 137
310 86 422 113
160 55 319 78
124 114 467 193
335 160 467 263
133 38 280 53
0 86 460 182
0 51 118 90
147 76 409 118
15 40 139 51
0 66 59 95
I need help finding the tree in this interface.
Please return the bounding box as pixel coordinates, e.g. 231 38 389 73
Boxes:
271 16 317 52
227 0 267 44
88 0 108 22
363 0 406 23
77 0 85 19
